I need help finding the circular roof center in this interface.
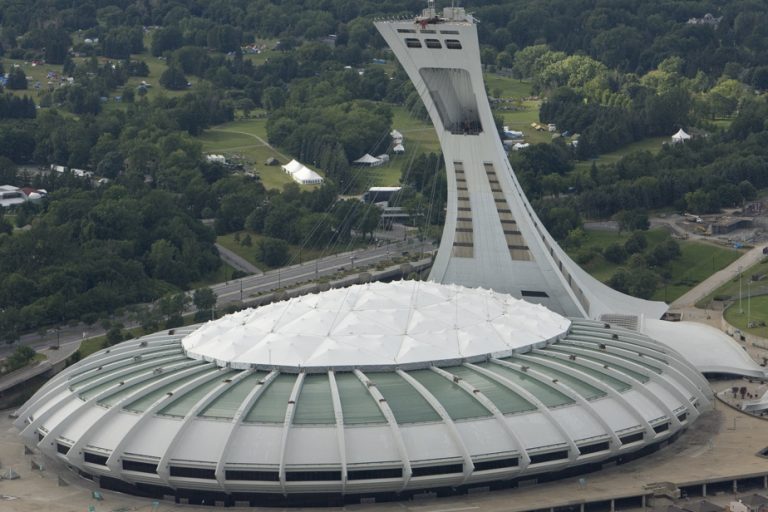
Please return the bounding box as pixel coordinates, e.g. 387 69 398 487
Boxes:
182 280 570 370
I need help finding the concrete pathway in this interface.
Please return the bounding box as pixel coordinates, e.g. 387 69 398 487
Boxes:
670 243 768 309
215 243 263 276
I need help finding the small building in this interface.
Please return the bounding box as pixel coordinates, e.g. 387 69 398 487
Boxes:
363 186 402 205
206 154 226 164
0 185 27 208
708 216 752 235
393 144 405 154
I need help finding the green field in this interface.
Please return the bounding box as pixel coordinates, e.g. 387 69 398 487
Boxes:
724 295 768 336
568 228 742 302
484 75 533 99
574 136 668 172
197 118 301 189
698 256 768 308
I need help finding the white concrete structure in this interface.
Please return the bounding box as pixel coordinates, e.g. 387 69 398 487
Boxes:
375 6 667 322
642 319 766 378
15 281 711 503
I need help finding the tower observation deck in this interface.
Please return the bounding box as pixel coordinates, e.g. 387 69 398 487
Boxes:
375 6 668 320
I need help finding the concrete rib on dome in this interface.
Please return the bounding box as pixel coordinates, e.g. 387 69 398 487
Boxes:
182 281 571 371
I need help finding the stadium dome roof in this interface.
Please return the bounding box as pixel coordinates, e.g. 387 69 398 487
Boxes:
182 281 570 370
15 282 712 506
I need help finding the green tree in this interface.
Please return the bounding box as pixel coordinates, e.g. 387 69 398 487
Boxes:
258 237 289 267
624 231 647 255
603 243 627 264
193 288 217 320
6 67 27 90
159 66 189 91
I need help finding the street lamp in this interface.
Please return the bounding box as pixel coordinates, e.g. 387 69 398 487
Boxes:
739 265 744 314
748 280 752 329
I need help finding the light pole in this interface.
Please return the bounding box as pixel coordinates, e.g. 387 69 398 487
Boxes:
739 265 743 314
748 280 752 329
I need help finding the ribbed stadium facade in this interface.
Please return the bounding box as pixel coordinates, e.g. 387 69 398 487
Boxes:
15 281 712 506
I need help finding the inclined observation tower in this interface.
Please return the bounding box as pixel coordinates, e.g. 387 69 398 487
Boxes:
375 4 667 323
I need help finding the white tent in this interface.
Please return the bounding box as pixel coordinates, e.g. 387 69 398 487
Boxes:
393 144 405 154
671 128 691 143
390 129 403 140
353 153 383 167
291 166 324 185
281 159 324 185
281 159 304 175
376 154 390 163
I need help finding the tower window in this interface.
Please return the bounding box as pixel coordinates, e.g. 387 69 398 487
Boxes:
425 39 442 49
521 290 549 298
405 38 422 48
397 28 416 33
445 40 462 49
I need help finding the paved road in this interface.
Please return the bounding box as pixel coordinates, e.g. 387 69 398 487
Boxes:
670 242 768 308
211 238 432 307
0 238 433 360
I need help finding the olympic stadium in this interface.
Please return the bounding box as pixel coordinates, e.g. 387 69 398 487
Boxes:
15 281 711 506
11 3 767 508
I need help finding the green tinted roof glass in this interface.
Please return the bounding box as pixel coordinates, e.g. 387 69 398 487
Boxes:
367 372 440 424
335 373 386 425
200 371 265 419
506 355 606 400
407 369 490 420
446 365 536 414
294 374 335 425
98 362 194 407
244 373 296 423
158 371 236 417
123 366 214 413
477 361 573 407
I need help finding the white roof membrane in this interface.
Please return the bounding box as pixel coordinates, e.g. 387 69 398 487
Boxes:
182 281 571 370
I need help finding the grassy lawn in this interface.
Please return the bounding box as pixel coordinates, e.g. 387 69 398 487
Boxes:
390 105 441 153
571 229 670 281
499 100 554 145
658 241 742 302
724 295 768 336
697 256 768 308
568 228 742 302
574 136 668 172
218 232 370 270
197 118 305 190
484 75 533 99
